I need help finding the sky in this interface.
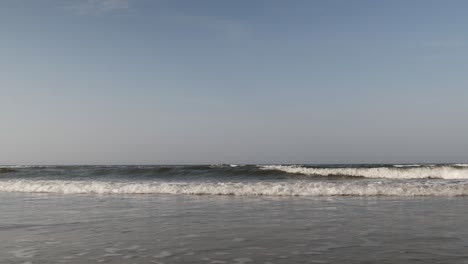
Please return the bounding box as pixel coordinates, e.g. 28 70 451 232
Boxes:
1 0 467 165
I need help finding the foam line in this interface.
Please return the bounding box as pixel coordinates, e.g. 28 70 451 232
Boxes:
1 180 468 196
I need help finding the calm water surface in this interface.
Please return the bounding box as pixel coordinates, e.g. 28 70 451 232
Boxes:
1 193 468 264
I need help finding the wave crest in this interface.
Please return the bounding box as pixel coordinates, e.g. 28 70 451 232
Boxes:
260 165 468 179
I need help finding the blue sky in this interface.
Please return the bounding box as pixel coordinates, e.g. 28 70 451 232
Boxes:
1 0 467 164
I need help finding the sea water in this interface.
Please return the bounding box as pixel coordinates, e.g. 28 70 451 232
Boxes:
1 165 468 263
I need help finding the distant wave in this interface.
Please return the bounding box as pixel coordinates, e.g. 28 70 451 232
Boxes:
0 168 16 174
393 164 422 168
0 165 285 180
0 165 50 168
1 179 468 196
260 165 468 179
2 164 468 180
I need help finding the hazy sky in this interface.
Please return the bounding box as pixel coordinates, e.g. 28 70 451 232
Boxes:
1 0 467 165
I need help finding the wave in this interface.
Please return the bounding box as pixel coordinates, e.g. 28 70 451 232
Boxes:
3 165 468 180
260 165 468 179
0 165 51 168
1 180 468 196
0 165 287 180
0 168 16 174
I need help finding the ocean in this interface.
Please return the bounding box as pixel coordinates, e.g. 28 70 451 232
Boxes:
1 164 468 263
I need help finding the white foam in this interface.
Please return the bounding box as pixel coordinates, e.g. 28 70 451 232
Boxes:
0 179 468 196
260 165 468 179
210 164 244 168
9 249 37 258
393 164 422 168
153 251 172 258
0 165 49 168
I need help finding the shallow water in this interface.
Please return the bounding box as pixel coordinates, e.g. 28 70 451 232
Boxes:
1 193 468 263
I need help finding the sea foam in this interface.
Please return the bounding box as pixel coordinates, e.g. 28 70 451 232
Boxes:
260 165 468 179
1 179 468 196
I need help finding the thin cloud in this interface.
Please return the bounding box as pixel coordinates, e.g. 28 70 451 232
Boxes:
164 14 250 42
423 40 465 49
65 0 130 15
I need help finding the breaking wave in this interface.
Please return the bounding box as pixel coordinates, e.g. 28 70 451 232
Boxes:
1 179 468 196
393 164 422 168
260 165 468 179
